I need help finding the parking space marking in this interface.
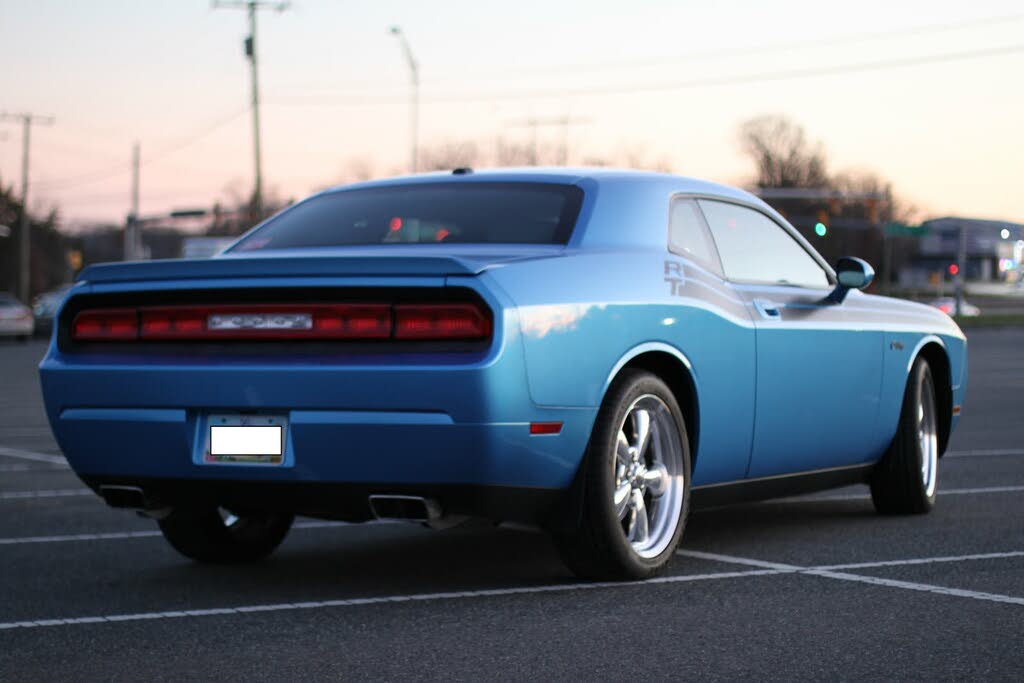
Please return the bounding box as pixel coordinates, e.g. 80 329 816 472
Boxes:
0 464 65 472
678 550 1024 607
0 521 345 546
816 550 1024 571
946 448 1024 458
0 567 780 631
0 447 67 467
0 489 93 501
764 484 1024 504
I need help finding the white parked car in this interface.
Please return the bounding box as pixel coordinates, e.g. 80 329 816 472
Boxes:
0 292 34 341
929 297 981 317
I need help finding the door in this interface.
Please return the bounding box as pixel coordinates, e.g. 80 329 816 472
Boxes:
698 199 884 478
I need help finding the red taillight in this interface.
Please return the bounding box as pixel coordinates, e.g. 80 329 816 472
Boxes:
394 304 491 340
136 304 392 340
70 301 490 343
72 309 139 341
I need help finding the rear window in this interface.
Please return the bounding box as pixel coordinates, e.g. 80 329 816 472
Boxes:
230 182 584 251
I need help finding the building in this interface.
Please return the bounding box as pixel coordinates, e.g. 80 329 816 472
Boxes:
904 217 1024 287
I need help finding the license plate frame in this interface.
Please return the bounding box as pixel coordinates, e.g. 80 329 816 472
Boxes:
203 414 288 466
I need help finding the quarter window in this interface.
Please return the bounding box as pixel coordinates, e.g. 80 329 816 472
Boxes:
698 200 830 288
669 198 723 276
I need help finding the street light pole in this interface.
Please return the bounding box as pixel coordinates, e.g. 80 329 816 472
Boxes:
389 26 419 173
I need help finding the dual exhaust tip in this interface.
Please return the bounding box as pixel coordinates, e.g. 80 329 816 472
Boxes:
98 486 449 527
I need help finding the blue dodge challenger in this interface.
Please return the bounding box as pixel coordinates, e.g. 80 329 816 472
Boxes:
39 169 967 579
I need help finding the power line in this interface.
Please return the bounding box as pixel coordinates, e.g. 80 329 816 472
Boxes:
35 107 249 190
266 42 1024 107
451 11 1024 79
266 11 1024 95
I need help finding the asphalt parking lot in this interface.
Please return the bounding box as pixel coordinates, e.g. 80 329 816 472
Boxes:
1 331 1022 680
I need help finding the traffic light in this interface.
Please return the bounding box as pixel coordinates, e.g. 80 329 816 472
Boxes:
948 264 959 276
815 209 828 237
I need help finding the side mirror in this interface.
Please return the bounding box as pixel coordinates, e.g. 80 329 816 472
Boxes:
828 257 874 304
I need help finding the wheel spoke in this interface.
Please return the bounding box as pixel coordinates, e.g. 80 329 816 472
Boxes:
617 430 631 467
628 489 649 545
614 481 632 519
643 463 669 498
632 409 651 456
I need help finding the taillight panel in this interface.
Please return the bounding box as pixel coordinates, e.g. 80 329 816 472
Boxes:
69 301 492 343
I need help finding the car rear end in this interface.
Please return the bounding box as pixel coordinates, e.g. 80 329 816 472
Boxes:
38 177 595 524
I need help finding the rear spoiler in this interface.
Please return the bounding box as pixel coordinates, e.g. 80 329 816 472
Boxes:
76 255 490 285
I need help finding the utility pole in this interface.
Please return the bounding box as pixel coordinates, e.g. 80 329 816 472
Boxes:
214 1 290 221
125 141 140 261
1 111 55 302
506 115 591 166
389 26 419 173
955 222 968 317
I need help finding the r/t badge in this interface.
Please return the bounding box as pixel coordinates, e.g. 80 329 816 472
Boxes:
664 261 685 296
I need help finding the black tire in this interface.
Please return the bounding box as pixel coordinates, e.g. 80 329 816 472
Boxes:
158 506 294 563
870 356 939 514
16 335 28 343
554 369 691 580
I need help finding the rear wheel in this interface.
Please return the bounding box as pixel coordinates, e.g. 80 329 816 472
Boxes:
158 506 294 563
555 370 690 580
870 356 939 514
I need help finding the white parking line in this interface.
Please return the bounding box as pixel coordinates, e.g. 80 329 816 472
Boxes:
0 568 779 631
0 464 65 472
764 484 1024 504
0 446 67 467
816 550 1024 571
946 448 1024 458
0 520 345 545
0 489 92 501
678 549 1024 607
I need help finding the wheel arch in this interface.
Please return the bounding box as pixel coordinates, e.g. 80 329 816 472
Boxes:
602 343 700 471
909 336 953 456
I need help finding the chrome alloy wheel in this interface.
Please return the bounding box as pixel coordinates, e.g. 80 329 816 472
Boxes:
918 371 938 498
613 394 685 559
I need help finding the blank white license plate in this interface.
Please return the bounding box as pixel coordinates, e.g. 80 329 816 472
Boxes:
205 415 286 465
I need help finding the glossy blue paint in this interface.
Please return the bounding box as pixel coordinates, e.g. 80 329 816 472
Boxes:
39 169 967 512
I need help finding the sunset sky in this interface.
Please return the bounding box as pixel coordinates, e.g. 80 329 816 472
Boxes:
1 0 1022 227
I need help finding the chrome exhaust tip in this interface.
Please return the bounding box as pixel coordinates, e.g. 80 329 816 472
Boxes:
368 494 443 523
97 485 171 519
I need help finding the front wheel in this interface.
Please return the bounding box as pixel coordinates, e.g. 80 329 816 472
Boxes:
870 356 940 514
554 369 691 580
158 506 294 563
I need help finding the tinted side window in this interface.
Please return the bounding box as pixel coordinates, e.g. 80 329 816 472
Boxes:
698 200 830 288
669 198 722 276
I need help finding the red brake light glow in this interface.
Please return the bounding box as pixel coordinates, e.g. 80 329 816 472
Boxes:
70 301 490 343
71 309 139 341
394 304 491 340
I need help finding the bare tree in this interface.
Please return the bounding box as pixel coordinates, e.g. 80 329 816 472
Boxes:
739 115 829 188
418 141 481 171
832 168 919 224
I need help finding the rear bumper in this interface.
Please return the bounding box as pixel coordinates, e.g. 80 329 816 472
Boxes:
44 403 594 490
